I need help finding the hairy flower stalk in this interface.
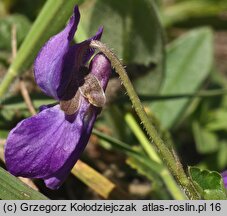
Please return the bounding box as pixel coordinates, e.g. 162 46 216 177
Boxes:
90 40 200 200
4 6 111 189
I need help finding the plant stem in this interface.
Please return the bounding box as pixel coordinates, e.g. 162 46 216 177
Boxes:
11 25 36 116
0 0 82 100
90 40 200 199
125 113 161 163
124 113 186 200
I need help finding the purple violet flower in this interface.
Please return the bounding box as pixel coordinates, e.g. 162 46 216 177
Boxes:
4 6 111 189
222 171 227 189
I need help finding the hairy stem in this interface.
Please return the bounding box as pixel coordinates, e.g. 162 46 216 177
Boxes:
90 40 200 199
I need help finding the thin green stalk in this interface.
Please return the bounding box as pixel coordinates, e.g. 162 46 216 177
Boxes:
117 88 227 103
90 40 200 199
162 0 227 27
93 129 165 179
92 129 144 156
0 0 83 99
125 113 161 163
124 113 186 200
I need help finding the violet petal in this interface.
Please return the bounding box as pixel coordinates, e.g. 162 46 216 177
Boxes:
89 53 111 90
5 43 111 190
34 6 80 100
222 171 227 188
5 104 98 179
44 100 100 189
57 27 103 100
34 5 103 101
43 54 111 189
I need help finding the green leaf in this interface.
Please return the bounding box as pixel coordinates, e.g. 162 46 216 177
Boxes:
3 0 46 21
162 0 227 27
0 1 7 17
0 14 31 50
0 0 83 98
79 0 165 94
126 155 159 182
0 130 9 139
206 109 227 131
151 28 213 129
189 167 227 200
0 167 48 200
126 156 170 199
93 129 186 199
192 120 218 154
0 51 10 66
216 141 227 170
1 93 54 110
93 129 164 176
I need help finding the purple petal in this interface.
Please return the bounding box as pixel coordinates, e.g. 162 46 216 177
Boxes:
89 53 111 90
34 6 80 100
44 101 99 189
222 171 227 188
43 54 111 189
34 6 103 101
57 27 103 100
5 103 99 180
5 49 111 190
